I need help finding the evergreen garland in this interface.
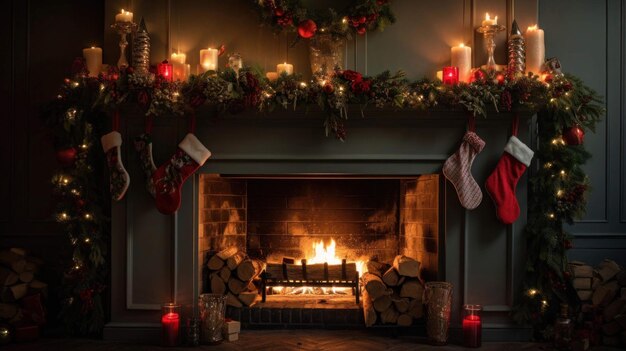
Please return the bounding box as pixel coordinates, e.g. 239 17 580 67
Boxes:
44 59 603 334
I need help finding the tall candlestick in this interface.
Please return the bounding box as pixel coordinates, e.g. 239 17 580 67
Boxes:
525 25 545 75
161 303 180 347
277 62 293 75
82 47 102 77
451 44 472 83
199 48 219 73
462 304 482 348
115 9 133 23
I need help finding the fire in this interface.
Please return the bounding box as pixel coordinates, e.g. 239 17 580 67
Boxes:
271 238 366 296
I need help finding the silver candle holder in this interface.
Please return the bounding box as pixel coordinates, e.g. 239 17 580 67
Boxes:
111 21 138 68
476 24 506 71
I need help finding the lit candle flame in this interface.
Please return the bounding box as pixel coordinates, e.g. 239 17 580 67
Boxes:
527 24 538 31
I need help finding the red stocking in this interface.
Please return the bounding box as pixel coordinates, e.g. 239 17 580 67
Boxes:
152 133 211 214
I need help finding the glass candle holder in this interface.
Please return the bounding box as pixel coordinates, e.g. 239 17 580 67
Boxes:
463 304 482 348
423 282 453 345
199 293 226 344
442 66 459 85
157 60 173 82
161 303 180 347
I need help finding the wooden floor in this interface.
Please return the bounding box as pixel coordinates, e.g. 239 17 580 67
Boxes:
3 330 623 351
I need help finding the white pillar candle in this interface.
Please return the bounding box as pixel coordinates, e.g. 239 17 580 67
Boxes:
199 48 219 73
115 9 133 23
481 13 497 26
451 43 472 83
525 25 545 75
277 62 293 75
82 47 102 77
171 52 189 81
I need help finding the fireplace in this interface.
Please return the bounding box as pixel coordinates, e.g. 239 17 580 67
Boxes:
106 112 532 340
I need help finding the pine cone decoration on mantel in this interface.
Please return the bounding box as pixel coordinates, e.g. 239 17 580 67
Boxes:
507 20 525 75
132 17 150 76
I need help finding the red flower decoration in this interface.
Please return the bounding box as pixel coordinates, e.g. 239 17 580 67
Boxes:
342 70 362 82
351 79 371 94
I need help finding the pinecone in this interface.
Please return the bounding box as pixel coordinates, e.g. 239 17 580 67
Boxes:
507 20 525 75
132 18 150 76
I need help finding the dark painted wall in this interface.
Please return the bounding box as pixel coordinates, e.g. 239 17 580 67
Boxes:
539 0 626 266
0 0 104 321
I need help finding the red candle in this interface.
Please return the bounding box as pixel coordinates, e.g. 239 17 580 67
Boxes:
462 304 482 348
157 60 174 82
161 303 180 346
442 66 459 85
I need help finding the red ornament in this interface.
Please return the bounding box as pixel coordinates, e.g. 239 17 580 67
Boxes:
56 148 77 167
323 83 334 94
563 125 585 145
297 19 317 38
356 26 367 35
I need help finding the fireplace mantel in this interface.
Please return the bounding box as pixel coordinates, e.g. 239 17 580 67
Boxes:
105 109 533 341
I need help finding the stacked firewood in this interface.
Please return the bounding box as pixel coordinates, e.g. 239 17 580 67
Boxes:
362 255 424 327
205 247 263 308
569 259 626 348
0 248 47 325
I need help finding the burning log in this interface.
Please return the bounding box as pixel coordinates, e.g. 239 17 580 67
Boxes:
265 260 357 282
393 255 420 278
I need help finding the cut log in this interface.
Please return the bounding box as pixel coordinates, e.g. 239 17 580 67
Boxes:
373 295 392 312
228 278 247 294
0 267 18 286
569 263 593 278
0 303 18 319
400 279 424 299
592 281 619 306
246 281 257 293
10 260 26 274
23 261 38 273
382 267 400 287
236 259 263 282
603 299 626 321
362 273 388 300
596 260 621 282
216 247 239 260
366 261 390 277
219 266 231 283
207 255 225 270
225 292 242 307
362 290 377 327
28 280 48 298
573 278 592 290
592 277 602 290
577 290 593 301
9 283 28 301
238 292 258 307
381 307 399 324
0 250 22 266
616 270 626 287
265 262 357 281
9 248 26 257
408 298 424 319
18 271 34 284
226 251 247 270
393 297 410 313
210 273 226 295
397 314 413 327
393 255 420 278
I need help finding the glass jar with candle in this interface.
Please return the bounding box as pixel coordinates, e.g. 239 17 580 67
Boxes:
161 303 180 347
462 304 482 348
309 33 344 79
199 293 226 344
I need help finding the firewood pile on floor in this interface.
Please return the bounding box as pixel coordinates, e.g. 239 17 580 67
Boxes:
204 247 263 308
569 259 626 348
362 255 424 327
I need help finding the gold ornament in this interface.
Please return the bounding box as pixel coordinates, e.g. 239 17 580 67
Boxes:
507 20 525 75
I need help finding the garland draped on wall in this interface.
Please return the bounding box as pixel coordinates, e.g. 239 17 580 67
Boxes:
44 60 603 335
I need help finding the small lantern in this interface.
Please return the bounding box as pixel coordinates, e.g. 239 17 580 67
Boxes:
157 60 173 82
442 66 459 85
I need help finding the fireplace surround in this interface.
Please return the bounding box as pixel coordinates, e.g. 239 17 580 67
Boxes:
105 109 532 340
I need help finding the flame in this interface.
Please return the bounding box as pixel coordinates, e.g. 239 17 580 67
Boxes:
527 24 538 31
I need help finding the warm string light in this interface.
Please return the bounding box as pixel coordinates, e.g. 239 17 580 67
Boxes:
527 289 539 297
548 213 556 219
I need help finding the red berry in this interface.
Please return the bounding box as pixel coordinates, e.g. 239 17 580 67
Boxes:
357 26 367 35
323 83 334 94
274 8 284 17
359 16 366 24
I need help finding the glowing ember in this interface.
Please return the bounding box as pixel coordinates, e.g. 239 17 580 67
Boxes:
271 238 366 296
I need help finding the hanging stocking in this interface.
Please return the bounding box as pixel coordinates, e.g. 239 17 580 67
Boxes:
442 117 486 210
152 133 211 215
101 128 130 201
485 116 534 224
134 115 157 197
